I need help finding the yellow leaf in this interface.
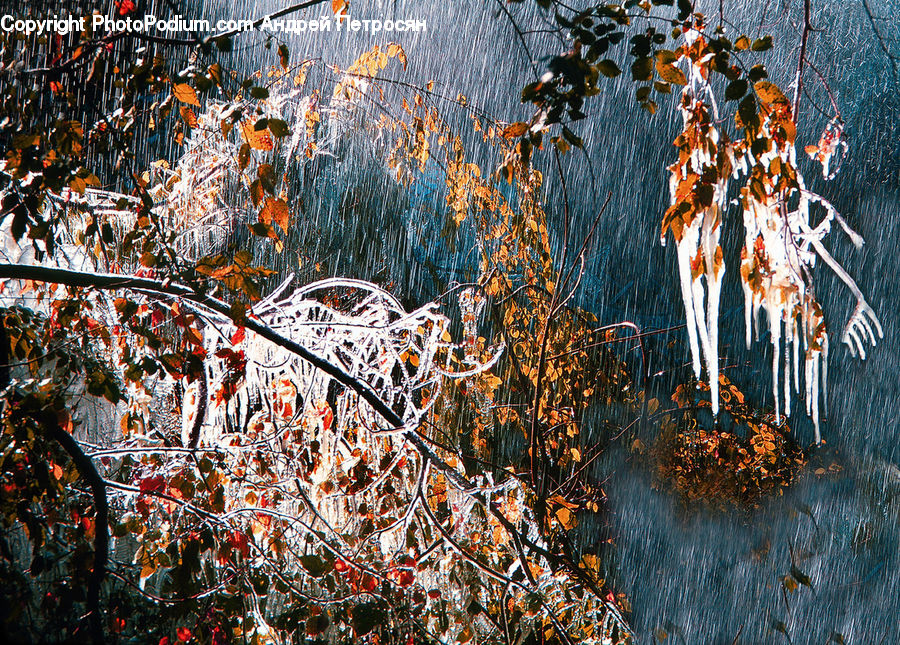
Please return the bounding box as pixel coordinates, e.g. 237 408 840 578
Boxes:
173 83 199 106
655 60 686 85
555 506 576 530
754 80 788 106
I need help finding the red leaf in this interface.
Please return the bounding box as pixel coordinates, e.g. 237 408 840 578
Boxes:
228 531 250 558
116 0 136 16
139 475 166 494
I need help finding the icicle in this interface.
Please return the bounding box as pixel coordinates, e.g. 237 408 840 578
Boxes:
771 312 781 424
701 208 724 416
793 315 800 395
675 219 703 379
784 327 791 418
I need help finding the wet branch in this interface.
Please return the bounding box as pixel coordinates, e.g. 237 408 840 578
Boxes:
792 0 812 119
862 0 899 80
44 414 109 645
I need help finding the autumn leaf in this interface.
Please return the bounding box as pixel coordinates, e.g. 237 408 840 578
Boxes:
241 119 274 150
68 176 87 194
597 59 622 78
139 475 166 495
555 506 576 530
331 0 347 16
501 122 528 139
260 197 290 230
386 42 408 69
173 83 199 107
655 60 686 85
754 81 788 106
179 106 198 128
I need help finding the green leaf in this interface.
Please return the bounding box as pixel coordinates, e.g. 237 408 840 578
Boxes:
351 602 387 636
521 81 541 102
268 118 291 137
748 64 768 81
249 86 270 99
772 620 790 639
562 126 583 148
790 564 813 589
737 94 757 128
299 555 331 577
725 79 748 101
631 56 652 81
213 35 233 52
597 59 622 78
752 35 773 51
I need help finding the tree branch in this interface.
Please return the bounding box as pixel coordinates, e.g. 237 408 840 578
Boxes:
862 0 899 81
792 0 812 119
44 414 109 645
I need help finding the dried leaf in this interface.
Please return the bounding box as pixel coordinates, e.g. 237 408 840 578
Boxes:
173 83 199 106
261 197 290 231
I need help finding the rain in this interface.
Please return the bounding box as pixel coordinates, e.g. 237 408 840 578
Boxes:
1 0 898 642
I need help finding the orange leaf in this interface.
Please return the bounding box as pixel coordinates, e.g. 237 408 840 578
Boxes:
241 120 274 150
261 197 290 230
179 106 198 128
753 80 788 106
501 122 529 139
173 83 199 107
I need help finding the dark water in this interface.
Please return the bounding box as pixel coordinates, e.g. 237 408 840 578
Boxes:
191 0 900 641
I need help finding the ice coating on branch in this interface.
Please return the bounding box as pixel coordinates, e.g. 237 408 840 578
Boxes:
664 32 881 441
735 100 882 441
805 117 848 180
664 39 729 415
199 277 503 444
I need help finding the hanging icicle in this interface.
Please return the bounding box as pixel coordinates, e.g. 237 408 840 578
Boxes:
662 30 730 416
663 31 881 441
